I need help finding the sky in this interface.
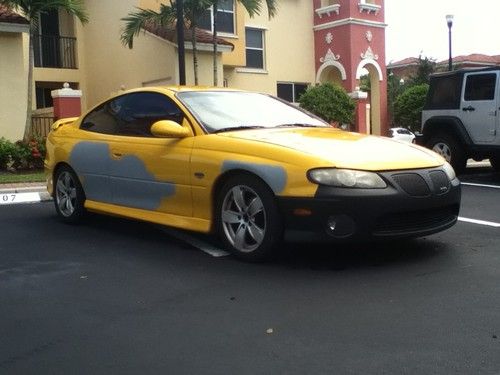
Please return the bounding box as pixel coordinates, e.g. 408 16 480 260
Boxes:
384 0 500 63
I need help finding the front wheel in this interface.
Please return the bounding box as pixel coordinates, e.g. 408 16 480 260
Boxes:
426 133 467 174
54 165 86 223
216 175 283 262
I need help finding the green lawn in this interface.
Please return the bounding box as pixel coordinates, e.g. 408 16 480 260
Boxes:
0 170 46 184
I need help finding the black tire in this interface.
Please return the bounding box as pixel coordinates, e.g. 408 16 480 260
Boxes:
426 133 467 174
490 155 500 172
53 165 86 223
215 174 283 262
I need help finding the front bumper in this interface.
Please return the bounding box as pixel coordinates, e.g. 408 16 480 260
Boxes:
278 167 461 241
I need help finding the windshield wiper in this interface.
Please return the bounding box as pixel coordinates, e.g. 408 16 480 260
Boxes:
275 123 325 128
213 125 267 134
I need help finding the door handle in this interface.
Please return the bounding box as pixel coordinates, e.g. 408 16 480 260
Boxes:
112 152 123 159
462 105 475 112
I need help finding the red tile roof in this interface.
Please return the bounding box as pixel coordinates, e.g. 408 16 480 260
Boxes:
437 53 500 65
144 22 234 49
0 5 28 24
387 57 420 68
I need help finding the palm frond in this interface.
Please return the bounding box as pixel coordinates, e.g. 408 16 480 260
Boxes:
121 7 170 48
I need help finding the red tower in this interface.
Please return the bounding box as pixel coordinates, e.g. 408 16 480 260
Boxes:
313 0 388 135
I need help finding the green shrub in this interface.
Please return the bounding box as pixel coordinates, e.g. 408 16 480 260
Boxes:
0 136 46 171
393 84 429 132
298 83 355 125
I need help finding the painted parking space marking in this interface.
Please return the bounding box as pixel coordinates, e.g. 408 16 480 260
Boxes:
0 192 41 205
160 227 230 257
461 182 500 189
458 217 500 228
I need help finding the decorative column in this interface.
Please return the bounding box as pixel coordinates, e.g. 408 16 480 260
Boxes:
350 88 369 133
51 83 82 120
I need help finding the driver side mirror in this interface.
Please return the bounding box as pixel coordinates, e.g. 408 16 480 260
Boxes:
151 120 190 138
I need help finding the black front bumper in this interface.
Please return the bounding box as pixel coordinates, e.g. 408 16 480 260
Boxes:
278 167 461 241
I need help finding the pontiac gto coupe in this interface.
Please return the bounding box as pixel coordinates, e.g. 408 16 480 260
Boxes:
45 87 461 261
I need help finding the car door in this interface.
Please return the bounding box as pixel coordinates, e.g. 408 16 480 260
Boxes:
461 71 499 143
106 91 194 217
73 95 133 204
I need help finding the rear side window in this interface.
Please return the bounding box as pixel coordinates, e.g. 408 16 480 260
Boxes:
425 74 462 110
464 73 496 101
81 92 183 136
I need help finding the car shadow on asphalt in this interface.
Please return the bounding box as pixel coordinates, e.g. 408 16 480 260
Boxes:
64 210 450 272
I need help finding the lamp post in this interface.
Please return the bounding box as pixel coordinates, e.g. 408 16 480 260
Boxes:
446 14 454 71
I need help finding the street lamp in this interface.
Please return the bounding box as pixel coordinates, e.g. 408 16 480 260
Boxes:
446 14 454 71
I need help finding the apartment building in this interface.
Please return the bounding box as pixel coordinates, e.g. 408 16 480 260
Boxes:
0 0 387 141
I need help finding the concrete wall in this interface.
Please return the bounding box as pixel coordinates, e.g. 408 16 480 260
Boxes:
0 32 28 141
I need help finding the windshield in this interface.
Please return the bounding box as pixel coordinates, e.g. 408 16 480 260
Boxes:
176 91 328 133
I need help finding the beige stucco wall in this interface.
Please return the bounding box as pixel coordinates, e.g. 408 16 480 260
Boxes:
225 0 316 96
0 32 28 141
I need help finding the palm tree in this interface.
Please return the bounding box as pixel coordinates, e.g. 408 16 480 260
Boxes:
121 0 212 85
0 0 88 140
210 0 277 86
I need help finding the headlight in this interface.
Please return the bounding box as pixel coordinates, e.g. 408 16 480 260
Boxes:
308 168 387 188
442 162 456 181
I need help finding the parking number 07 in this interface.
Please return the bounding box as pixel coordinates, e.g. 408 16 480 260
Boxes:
1 194 16 203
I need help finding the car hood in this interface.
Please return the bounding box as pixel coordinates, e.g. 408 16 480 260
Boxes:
218 127 443 170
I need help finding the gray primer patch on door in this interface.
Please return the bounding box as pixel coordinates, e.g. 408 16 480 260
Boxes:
221 161 287 194
69 142 175 210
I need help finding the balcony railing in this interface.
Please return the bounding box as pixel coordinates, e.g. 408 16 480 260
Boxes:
33 35 77 69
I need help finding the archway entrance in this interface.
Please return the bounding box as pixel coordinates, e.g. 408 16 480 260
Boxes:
356 60 383 135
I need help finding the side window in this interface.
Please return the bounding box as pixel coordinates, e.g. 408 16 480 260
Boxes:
81 92 183 137
81 95 128 134
118 92 183 136
464 73 496 101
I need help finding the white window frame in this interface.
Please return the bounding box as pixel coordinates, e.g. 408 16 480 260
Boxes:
277 82 309 103
244 27 265 70
200 0 236 36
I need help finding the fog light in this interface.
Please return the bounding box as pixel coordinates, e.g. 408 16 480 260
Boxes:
325 215 355 238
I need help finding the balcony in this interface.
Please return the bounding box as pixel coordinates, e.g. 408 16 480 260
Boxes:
315 0 340 18
33 34 77 69
358 0 381 14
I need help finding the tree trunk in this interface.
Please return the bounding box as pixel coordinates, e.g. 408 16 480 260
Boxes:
23 28 35 141
212 1 218 87
192 25 199 85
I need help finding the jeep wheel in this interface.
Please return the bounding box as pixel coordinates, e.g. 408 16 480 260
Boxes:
490 155 500 172
427 134 467 174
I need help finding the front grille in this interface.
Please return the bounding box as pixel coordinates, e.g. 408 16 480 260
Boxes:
373 206 459 236
392 173 430 197
429 170 450 194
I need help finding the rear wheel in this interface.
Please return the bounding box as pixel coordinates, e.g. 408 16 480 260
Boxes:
54 165 86 223
216 175 283 262
427 133 467 174
490 155 500 172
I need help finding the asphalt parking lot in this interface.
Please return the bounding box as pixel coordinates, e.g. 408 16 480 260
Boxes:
1 166 499 374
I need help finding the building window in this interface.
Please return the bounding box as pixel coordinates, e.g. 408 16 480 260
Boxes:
245 28 264 69
199 0 235 34
277 82 309 103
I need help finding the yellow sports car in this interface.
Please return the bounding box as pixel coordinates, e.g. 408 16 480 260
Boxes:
45 87 461 261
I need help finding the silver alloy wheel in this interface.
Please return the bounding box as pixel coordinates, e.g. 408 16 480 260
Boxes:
221 185 266 253
55 171 77 217
432 142 452 162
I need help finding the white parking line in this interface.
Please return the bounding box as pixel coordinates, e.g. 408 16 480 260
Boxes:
160 227 230 257
458 217 500 228
0 192 41 205
461 182 500 189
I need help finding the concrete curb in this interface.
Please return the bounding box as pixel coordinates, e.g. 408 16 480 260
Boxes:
0 184 52 202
